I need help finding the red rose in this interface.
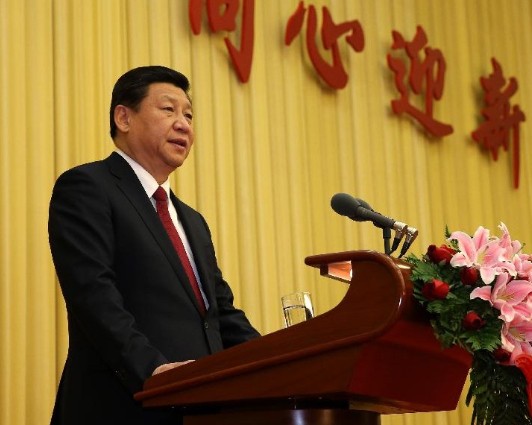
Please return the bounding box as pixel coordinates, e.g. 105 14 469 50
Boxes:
427 244 456 264
460 267 479 286
462 311 486 330
421 279 450 300
493 348 511 363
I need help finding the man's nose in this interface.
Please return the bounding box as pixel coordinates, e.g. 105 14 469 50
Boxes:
174 115 192 132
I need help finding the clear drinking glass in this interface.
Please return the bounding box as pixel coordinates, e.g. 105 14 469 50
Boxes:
281 291 314 327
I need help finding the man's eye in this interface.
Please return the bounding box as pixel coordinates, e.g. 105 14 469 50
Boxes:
163 107 174 112
185 113 193 120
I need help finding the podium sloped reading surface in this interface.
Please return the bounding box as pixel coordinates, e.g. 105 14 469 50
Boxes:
135 250 471 423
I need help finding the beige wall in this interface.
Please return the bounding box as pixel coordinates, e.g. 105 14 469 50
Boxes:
1 0 532 423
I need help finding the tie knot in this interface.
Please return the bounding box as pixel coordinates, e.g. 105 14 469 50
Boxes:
153 186 168 202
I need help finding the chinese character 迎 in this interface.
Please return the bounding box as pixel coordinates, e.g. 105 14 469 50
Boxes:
387 26 453 137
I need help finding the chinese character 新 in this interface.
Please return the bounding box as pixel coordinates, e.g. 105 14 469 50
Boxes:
285 1 364 90
387 25 453 137
472 58 526 188
189 0 255 83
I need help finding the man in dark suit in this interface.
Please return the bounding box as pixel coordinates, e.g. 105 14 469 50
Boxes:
48 66 260 425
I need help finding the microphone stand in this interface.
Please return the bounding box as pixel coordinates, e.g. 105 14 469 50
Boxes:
382 226 391 255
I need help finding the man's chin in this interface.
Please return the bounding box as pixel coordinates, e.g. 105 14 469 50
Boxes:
166 156 187 171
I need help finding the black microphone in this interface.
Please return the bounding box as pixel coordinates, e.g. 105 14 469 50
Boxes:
348 196 408 254
330 193 363 220
331 193 414 255
355 197 373 211
330 193 395 229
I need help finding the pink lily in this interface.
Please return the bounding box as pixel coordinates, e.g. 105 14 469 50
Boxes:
515 294 532 321
449 226 505 284
500 317 532 364
470 272 532 322
514 253 532 281
449 226 490 268
498 222 523 262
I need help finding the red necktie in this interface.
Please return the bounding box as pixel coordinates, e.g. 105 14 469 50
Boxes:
152 186 206 314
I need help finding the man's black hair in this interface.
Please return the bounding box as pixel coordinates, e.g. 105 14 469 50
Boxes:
109 65 190 138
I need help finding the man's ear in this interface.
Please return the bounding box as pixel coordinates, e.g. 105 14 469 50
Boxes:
114 105 130 133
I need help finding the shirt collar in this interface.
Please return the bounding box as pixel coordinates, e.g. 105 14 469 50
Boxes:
115 149 170 198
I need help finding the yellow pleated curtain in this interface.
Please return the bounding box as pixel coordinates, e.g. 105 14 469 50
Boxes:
1 0 532 424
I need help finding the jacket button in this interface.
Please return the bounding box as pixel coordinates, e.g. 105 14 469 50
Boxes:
204 322 209 329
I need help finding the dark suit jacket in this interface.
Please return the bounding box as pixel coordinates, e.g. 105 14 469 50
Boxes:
48 152 260 425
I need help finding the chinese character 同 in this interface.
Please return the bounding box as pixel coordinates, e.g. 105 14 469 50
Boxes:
189 0 255 83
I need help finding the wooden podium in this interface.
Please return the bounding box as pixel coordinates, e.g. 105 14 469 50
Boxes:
135 251 472 424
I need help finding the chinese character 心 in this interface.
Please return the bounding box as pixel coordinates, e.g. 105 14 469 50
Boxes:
285 1 364 90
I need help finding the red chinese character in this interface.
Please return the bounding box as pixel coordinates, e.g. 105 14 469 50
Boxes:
285 1 364 90
189 0 255 83
472 58 526 188
387 26 453 137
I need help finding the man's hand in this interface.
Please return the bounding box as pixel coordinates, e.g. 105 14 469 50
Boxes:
152 360 194 376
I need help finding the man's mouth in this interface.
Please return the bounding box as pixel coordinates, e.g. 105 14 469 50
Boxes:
169 139 187 149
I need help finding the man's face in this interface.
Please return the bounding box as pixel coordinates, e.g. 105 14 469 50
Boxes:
120 82 194 181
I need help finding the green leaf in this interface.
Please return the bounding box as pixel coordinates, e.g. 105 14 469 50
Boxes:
467 351 532 425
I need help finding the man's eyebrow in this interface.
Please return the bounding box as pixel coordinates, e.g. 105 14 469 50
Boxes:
161 94 193 110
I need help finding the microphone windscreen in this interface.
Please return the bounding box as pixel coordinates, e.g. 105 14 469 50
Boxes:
330 193 359 217
355 198 373 211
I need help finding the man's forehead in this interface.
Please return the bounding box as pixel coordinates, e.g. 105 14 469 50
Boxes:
148 83 192 106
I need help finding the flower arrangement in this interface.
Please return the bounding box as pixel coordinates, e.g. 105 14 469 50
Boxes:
406 223 532 425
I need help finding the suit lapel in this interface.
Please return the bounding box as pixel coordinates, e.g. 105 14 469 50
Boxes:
105 153 205 315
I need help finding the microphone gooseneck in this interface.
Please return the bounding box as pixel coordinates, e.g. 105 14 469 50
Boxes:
399 227 418 258
390 221 408 254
